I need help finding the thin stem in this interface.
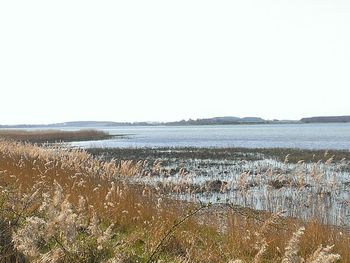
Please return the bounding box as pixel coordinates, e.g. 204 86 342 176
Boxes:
147 203 209 263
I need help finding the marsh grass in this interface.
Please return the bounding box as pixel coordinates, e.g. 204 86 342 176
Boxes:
87 147 350 165
0 129 113 143
0 140 347 262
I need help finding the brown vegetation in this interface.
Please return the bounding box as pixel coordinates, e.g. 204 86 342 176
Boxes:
0 129 112 143
0 140 347 262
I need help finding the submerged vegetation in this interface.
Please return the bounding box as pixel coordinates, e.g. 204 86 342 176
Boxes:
0 129 114 143
0 140 348 262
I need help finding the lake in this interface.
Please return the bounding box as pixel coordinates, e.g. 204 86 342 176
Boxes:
68 123 350 150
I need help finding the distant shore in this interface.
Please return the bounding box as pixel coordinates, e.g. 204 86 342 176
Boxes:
1 115 349 128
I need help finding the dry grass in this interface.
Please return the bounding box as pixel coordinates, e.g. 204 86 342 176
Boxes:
0 140 347 262
0 129 112 143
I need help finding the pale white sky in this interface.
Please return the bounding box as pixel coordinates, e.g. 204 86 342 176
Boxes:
0 0 349 124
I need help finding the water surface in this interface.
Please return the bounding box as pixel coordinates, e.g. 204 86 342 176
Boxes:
68 123 350 150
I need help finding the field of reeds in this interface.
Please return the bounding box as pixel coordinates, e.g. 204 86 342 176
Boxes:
87 147 350 164
0 139 348 262
89 147 350 226
0 129 113 143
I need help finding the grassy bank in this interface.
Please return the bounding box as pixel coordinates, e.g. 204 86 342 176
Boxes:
0 140 347 262
0 129 114 143
87 146 350 164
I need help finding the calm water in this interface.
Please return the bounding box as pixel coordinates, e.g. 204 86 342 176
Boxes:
68 123 350 150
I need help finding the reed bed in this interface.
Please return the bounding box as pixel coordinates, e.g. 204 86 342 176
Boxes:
130 157 350 226
0 129 112 143
87 147 350 164
0 139 347 262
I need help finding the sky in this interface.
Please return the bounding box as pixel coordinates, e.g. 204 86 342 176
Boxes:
0 0 349 124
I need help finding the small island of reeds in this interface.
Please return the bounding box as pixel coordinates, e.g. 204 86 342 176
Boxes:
0 129 115 144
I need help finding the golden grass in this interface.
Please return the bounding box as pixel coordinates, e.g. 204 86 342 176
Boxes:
0 129 111 143
0 139 347 262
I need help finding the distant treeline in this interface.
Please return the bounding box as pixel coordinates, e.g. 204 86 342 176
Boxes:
0 117 268 128
300 116 350 123
165 116 266 125
1 115 350 128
